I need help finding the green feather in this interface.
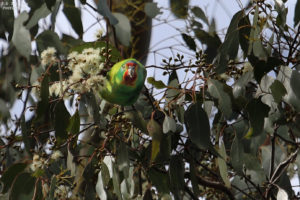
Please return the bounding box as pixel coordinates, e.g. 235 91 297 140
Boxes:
99 58 146 106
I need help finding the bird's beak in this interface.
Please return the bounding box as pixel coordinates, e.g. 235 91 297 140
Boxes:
128 66 135 78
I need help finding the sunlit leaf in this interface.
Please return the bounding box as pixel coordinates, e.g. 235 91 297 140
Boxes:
147 77 167 89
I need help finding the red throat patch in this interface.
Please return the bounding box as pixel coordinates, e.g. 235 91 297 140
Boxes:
123 64 138 86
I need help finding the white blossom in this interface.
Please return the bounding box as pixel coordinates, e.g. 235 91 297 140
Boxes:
41 47 57 66
51 150 63 160
54 185 71 199
30 154 46 171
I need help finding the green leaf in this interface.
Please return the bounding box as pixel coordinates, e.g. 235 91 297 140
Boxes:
144 2 161 18
10 172 36 200
270 80 287 103
36 74 49 118
290 69 300 100
12 12 31 60
189 160 200 197
112 12 131 47
67 110 80 135
217 138 231 188
184 101 217 155
147 118 163 162
295 0 300 27
47 176 57 200
246 98 270 137
96 0 118 25
191 6 209 25
0 3 14 39
169 155 185 192
0 163 27 193
165 71 180 104
112 163 122 199
147 77 167 89
54 101 70 145
207 79 232 118
248 55 283 83
230 136 244 173
216 10 243 73
232 71 253 98
63 0 83 37
148 168 170 193
182 33 196 51
45 0 56 9
238 15 251 56
193 29 221 62
26 3 51 29
21 116 34 155
163 115 176 133
50 0 62 31
36 30 67 55
170 0 189 19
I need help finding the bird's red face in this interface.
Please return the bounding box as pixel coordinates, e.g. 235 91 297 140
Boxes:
122 61 138 86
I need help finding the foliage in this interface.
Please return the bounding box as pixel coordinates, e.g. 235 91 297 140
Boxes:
0 0 300 200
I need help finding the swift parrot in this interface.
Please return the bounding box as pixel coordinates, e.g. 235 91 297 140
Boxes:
99 58 147 106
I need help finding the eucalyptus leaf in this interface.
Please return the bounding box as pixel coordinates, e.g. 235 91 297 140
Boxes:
96 0 118 25
112 12 131 47
295 0 300 27
147 77 167 89
162 115 176 133
12 12 31 60
191 6 209 25
26 3 51 29
144 2 161 18
207 79 232 118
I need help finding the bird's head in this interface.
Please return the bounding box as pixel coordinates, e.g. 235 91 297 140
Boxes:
122 60 138 86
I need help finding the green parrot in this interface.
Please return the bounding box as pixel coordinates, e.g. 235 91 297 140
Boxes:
99 58 147 106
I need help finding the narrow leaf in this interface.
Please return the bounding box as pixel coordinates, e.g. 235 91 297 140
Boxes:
0 163 27 193
182 33 196 51
191 6 208 25
207 79 232 118
26 3 51 29
67 110 80 135
63 0 83 37
295 0 300 27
